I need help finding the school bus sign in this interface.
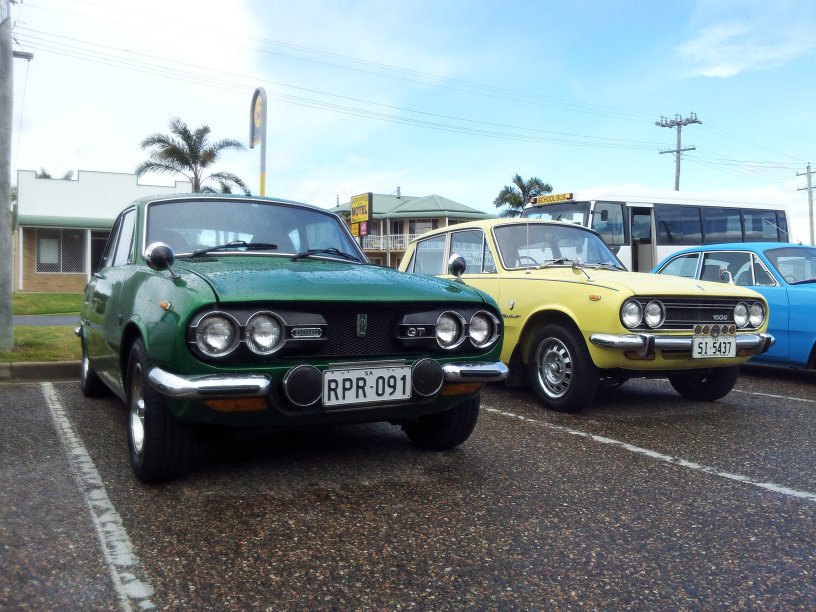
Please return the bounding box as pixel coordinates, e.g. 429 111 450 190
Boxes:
350 192 372 237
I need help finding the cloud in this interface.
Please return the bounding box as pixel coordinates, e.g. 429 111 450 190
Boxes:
678 20 815 77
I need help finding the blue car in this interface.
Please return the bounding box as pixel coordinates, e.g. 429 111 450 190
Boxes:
653 242 816 370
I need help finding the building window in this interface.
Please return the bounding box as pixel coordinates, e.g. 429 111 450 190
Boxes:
36 228 86 273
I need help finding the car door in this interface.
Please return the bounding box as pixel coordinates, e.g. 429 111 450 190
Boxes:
83 207 137 392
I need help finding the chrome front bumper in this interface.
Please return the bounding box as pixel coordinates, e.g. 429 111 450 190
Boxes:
590 332 775 358
147 360 509 400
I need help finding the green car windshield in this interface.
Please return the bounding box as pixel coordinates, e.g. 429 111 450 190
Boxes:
493 223 624 270
145 199 364 261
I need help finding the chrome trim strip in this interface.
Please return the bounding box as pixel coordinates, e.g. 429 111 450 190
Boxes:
147 367 271 398
442 361 509 383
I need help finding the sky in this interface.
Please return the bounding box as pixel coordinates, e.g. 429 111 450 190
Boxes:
9 0 816 242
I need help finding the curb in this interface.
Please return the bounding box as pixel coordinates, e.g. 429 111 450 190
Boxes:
0 361 81 382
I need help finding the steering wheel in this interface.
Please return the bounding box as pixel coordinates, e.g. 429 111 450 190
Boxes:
515 255 539 267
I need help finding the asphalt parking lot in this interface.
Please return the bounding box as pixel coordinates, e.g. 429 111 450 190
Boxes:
1 366 815 609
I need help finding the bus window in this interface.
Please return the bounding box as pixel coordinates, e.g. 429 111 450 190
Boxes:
654 204 702 245
775 211 789 241
592 201 626 246
741 210 779 242
702 207 743 243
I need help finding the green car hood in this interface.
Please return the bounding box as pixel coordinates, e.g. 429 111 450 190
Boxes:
176 257 486 304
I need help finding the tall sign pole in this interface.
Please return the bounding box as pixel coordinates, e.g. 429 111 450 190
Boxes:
249 88 267 196
1 0 13 351
797 163 814 246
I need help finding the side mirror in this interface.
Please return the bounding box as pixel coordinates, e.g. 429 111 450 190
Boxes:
144 242 180 279
448 254 467 280
718 265 734 284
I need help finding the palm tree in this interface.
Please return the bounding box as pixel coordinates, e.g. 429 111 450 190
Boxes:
135 117 250 194
35 168 74 180
493 174 553 218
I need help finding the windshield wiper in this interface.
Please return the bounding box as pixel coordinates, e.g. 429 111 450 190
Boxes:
189 240 278 258
536 257 570 268
291 247 361 262
589 261 626 271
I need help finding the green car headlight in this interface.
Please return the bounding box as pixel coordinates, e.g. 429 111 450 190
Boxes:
469 311 498 349
246 312 284 355
195 313 239 357
436 312 465 349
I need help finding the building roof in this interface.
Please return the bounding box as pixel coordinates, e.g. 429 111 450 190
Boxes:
17 215 114 229
331 193 494 220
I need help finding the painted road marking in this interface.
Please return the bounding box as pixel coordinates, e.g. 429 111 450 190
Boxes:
42 383 157 611
484 405 816 503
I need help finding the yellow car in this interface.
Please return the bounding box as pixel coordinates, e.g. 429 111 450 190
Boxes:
400 219 774 412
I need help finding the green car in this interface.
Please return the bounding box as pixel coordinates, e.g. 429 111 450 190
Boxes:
78 194 507 482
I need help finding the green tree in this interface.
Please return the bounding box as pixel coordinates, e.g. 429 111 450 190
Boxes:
12 169 74 204
135 117 249 194
493 174 553 218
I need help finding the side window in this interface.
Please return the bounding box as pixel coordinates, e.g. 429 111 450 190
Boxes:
592 201 625 247
111 210 136 267
483 241 496 273
700 251 751 283
702 207 742 244
450 229 485 273
412 235 447 275
654 204 702 245
657 253 699 278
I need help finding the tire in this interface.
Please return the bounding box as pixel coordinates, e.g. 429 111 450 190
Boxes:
668 365 740 402
79 335 107 397
527 323 599 412
126 339 192 482
403 395 480 450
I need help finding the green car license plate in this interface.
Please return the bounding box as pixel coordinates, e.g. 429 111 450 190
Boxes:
323 365 412 407
692 335 736 358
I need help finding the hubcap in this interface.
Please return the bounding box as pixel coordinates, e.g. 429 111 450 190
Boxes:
130 363 146 457
535 337 572 399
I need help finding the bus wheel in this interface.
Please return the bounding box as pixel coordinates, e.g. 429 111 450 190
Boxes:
527 324 599 412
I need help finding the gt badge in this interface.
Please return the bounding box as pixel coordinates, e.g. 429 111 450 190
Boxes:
356 313 368 338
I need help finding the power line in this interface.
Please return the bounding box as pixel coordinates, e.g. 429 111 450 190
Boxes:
656 112 702 191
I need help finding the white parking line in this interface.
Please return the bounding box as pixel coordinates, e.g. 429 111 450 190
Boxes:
42 383 157 611
483 405 816 503
734 388 816 404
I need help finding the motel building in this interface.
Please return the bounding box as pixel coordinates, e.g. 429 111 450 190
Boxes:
330 190 493 268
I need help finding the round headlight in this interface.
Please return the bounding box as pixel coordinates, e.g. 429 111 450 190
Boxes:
436 312 464 349
749 302 765 328
734 302 749 328
246 313 283 355
469 311 496 348
621 299 643 329
644 300 665 328
196 314 239 357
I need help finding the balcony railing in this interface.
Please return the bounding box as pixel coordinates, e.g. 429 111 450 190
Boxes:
359 234 421 251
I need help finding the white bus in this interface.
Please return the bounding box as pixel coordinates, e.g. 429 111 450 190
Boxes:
520 189 790 272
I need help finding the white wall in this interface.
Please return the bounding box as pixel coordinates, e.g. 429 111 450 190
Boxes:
17 169 192 218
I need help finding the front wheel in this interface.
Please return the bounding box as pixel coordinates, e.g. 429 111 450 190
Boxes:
403 395 480 450
527 323 599 412
127 339 192 482
668 365 740 402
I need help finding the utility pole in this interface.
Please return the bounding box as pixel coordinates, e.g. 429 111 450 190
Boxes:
656 112 702 191
797 163 815 246
1 0 13 351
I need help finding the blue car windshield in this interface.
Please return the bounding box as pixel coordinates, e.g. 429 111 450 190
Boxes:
144 199 363 261
765 246 816 284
